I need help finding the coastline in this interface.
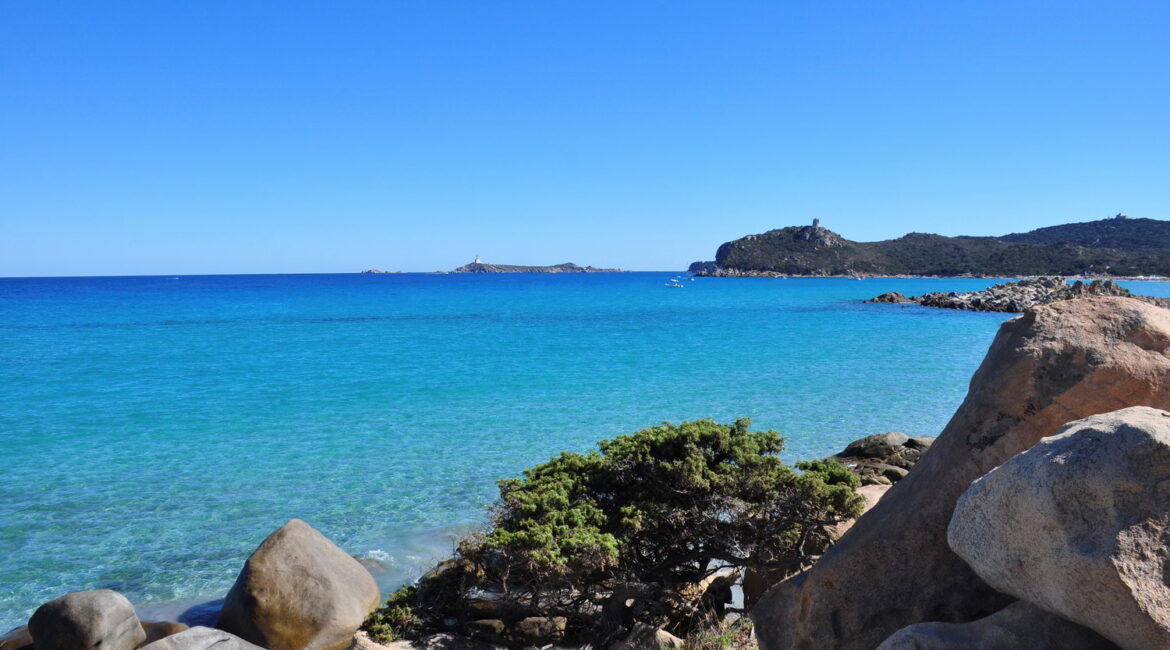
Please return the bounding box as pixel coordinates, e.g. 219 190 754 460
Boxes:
693 269 1169 281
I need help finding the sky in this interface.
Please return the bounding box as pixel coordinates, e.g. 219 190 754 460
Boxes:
2 1 1169 276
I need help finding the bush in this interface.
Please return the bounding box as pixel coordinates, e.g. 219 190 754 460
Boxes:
366 418 863 645
363 586 422 643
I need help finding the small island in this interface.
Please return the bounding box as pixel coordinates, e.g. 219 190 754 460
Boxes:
449 258 626 273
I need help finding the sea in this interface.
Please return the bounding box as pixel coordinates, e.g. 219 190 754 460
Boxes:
4 273 1168 629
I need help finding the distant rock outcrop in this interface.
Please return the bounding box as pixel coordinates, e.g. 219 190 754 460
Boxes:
451 261 624 273
868 291 913 304
751 297 1170 650
866 277 1163 312
692 218 1170 277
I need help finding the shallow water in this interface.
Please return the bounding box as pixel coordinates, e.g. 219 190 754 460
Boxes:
3 273 1165 628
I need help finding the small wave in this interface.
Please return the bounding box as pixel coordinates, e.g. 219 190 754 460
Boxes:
363 549 394 563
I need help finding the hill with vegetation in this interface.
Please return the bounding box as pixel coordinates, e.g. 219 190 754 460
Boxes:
691 218 1170 277
998 215 1170 250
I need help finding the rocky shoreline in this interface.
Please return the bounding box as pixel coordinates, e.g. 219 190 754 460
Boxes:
869 276 1170 312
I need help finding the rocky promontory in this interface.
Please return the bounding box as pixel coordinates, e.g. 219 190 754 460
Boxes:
868 277 1170 312
691 216 1170 277
450 261 625 273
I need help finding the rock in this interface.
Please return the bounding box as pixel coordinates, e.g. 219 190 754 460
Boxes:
27 590 146 650
875 464 908 481
903 277 1169 313
608 623 684 650
0 626 32 650
138 626 263 650
752 298 1170 650
142 621 190 645
513 616 567 645
877 601 1118 650
905 436 934 450
835 432 924 486
948 407 1170 650
217 519 381 650
460 620 505 640
364 633 503 650
349 631 390 650
842 432 910 458
868 292 913 304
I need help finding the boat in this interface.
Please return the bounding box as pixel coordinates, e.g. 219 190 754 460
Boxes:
665 281 685 288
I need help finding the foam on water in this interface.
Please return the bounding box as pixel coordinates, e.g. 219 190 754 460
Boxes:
4 273 1167 629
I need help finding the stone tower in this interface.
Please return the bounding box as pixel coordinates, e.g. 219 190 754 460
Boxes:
813 218 821 228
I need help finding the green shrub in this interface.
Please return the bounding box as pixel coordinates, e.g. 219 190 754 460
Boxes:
367 418 863 644
363 586 422 643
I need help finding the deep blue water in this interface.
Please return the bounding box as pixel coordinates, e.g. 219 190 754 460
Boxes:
3 273 1166 628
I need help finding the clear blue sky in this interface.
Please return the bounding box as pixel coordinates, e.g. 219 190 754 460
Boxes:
2 1 1168 275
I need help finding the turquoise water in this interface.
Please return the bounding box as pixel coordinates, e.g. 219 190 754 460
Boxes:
3 274 1163 628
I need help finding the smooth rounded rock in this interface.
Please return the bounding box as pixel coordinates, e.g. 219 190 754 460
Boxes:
28 590 146 650
138 626 263 650
948 407 1170 650
217 519 381 650
142 621 190 645
877 601 1117 650
0 626 32 650
842 432 909 458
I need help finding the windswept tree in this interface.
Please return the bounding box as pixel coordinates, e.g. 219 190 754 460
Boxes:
367 418 863 646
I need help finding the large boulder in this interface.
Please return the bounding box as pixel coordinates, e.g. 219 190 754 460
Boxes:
139 626 263 650
877 601 1117 650
27 590 146 650
217 519 381 650
752 298 1170 650
948 407 1170 650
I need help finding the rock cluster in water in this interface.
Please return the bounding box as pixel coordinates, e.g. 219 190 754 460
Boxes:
833 431 934 486
869 276 1170 312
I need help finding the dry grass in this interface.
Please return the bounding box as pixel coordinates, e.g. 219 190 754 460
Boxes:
682 616 756 650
